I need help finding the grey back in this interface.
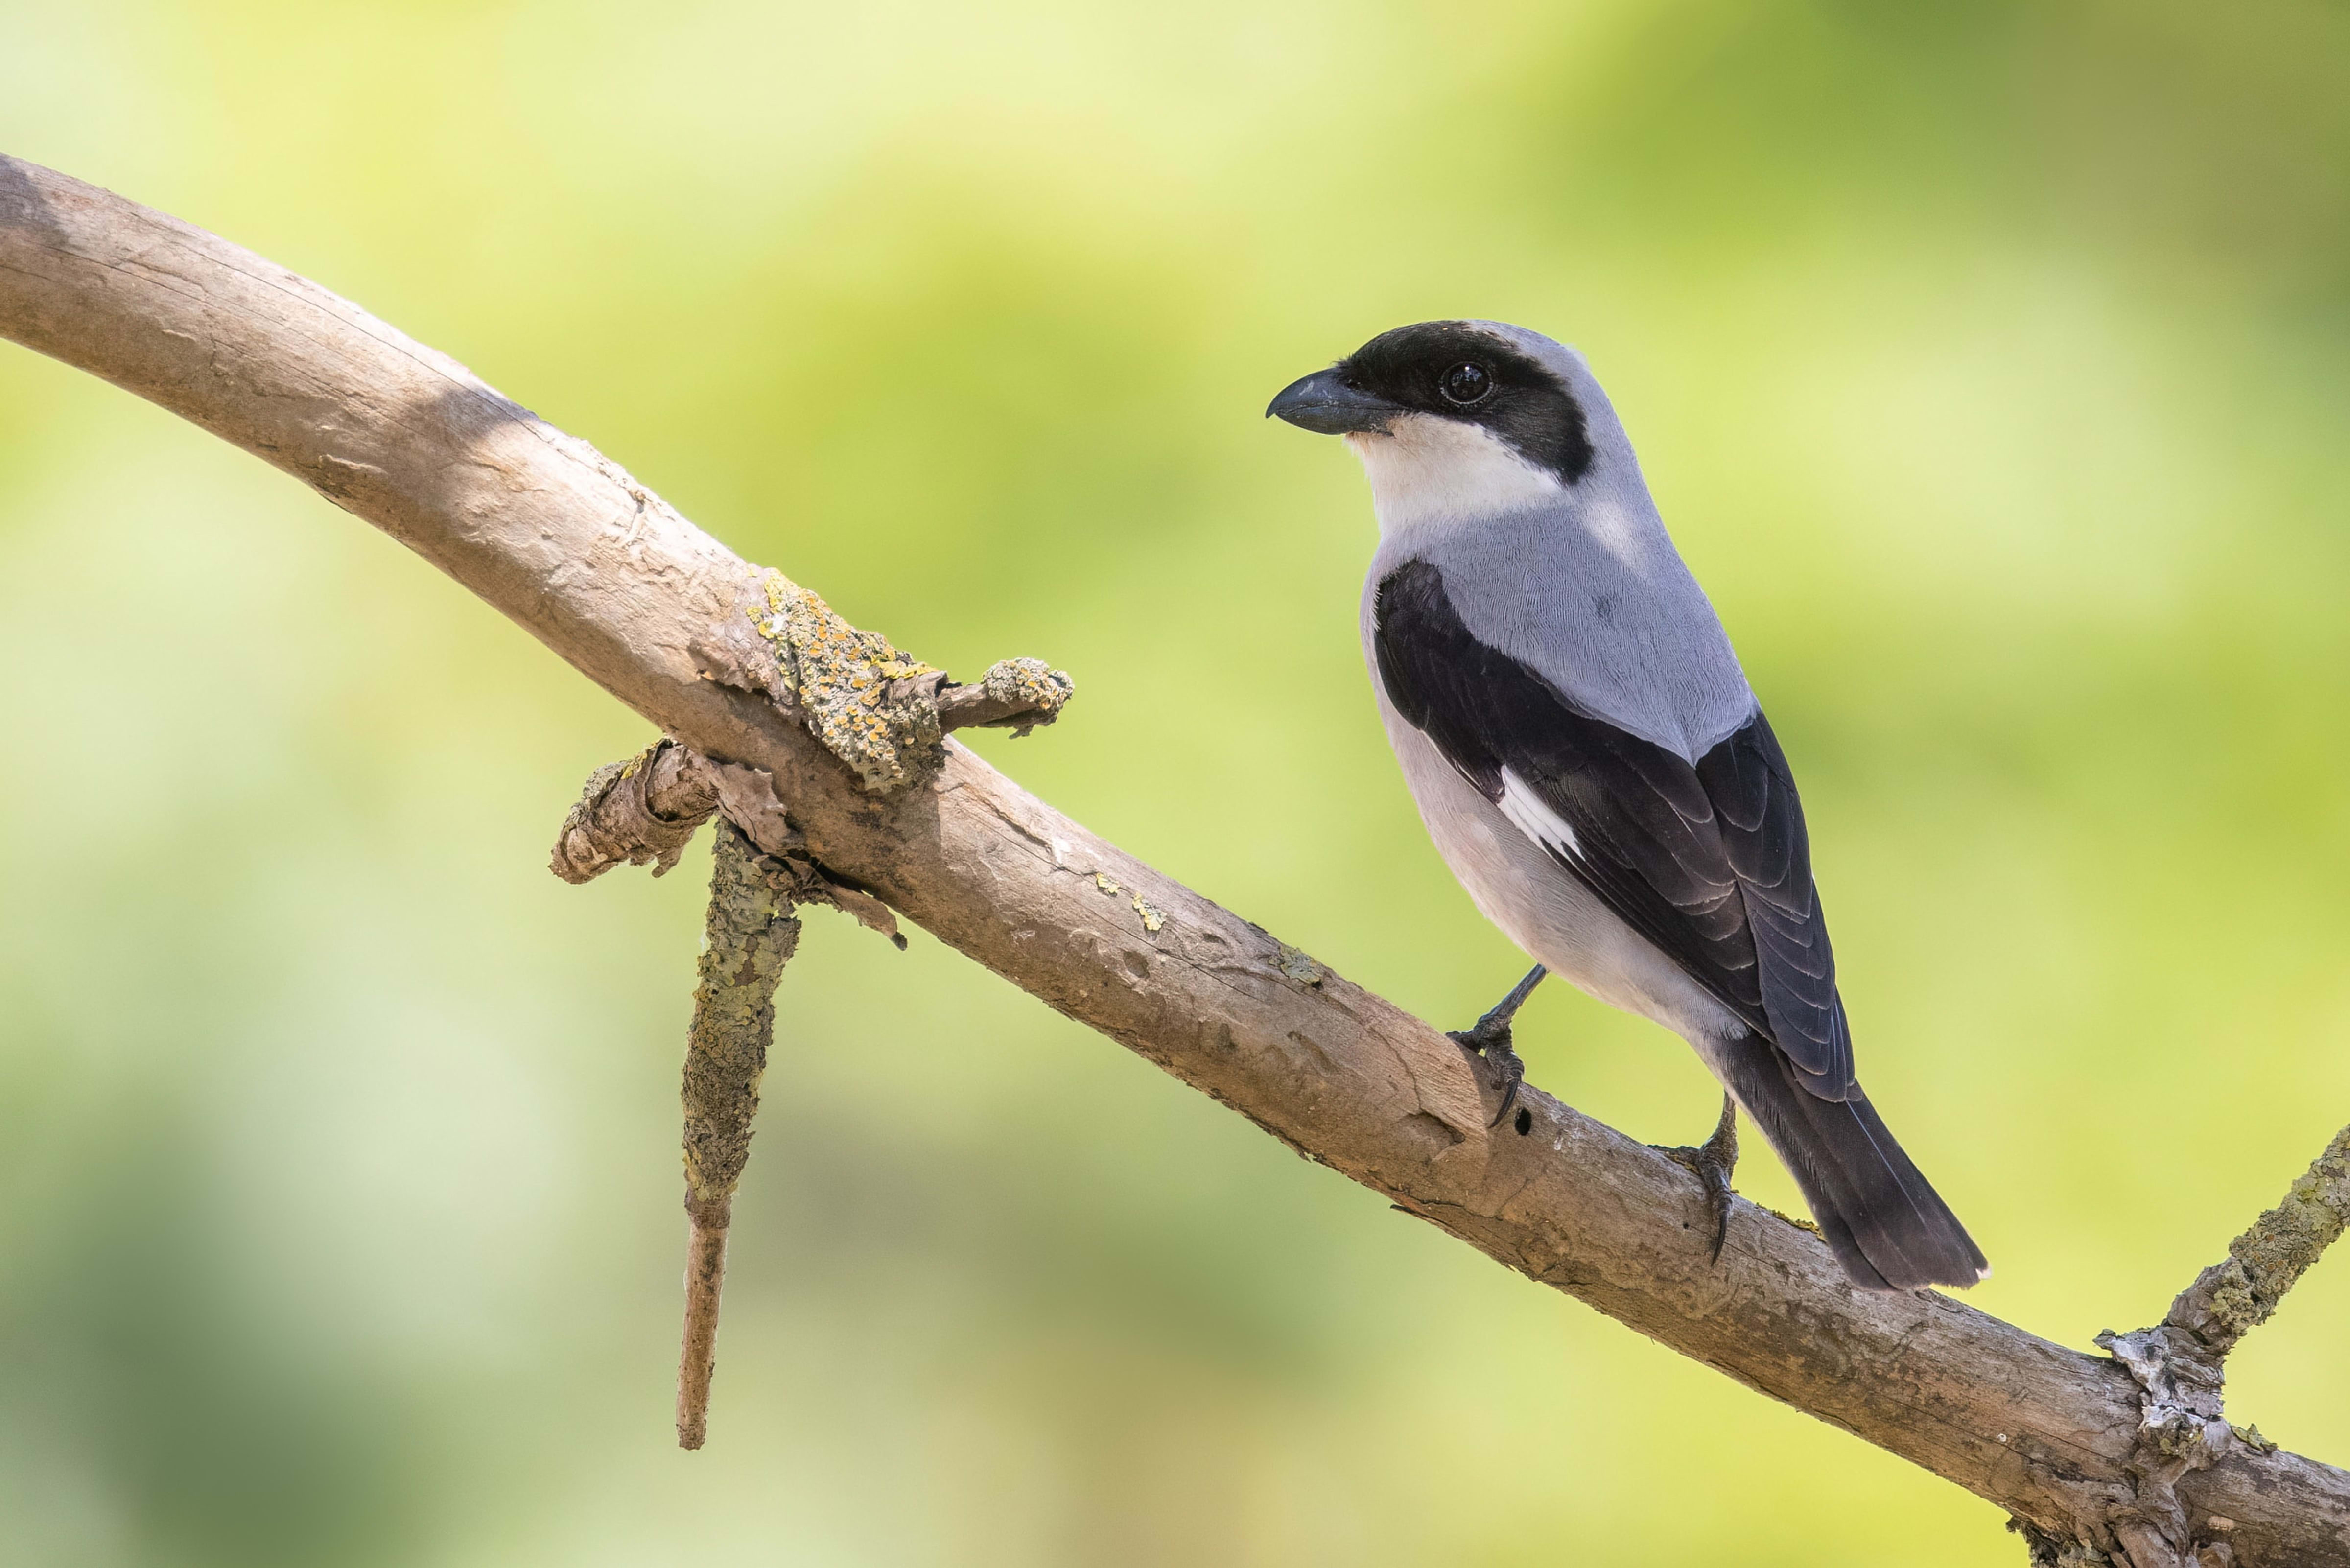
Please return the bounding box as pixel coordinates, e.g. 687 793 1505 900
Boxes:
1365 325 1756 764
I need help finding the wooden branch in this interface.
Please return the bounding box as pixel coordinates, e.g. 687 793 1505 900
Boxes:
4 154 2346 1567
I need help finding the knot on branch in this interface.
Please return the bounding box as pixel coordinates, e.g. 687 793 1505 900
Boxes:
702 757 907 946
2075 1308 2252 1566
2096 1324 2232 1472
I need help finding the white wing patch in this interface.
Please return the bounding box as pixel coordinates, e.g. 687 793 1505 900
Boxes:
1496 767 1580 860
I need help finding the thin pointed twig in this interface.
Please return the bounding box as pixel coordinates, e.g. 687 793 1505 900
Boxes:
676 1194 731 1450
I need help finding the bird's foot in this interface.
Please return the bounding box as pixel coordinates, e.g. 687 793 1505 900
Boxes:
1447 1017 1527 1129
1447 964 1546 1129
1660 1094 1739 1263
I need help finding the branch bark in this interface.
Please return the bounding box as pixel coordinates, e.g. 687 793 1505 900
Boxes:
3 154 2345 1566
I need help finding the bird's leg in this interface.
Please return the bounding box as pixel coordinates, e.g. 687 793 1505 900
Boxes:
1662 1094 1740 1264
1447 964 1546 1128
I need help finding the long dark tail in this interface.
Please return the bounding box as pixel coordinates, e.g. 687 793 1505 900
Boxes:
1712 1031 1988 1291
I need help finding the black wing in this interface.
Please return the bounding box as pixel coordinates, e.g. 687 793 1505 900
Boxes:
1373 560 1854 1100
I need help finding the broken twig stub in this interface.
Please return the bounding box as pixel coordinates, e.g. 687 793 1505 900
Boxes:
550 739 718 883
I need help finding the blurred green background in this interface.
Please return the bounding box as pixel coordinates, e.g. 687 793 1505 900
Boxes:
4 1 2349 1563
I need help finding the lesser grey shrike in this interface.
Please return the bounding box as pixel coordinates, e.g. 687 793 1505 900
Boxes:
1269 321 1986 1292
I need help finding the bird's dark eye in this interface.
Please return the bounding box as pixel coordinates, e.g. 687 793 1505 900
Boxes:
1440 362 1492 405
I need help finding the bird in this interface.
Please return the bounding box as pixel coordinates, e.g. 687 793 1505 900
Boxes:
1267 320 1988 1292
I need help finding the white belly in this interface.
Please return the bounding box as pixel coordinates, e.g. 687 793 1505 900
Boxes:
1375 688 1742 1049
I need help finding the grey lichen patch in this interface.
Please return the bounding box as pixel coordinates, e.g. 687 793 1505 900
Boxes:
2092 1318 2234 1568
977 657 1073 737
751 567 941 793
2191 1261 2262 1343
1131 894 1166 933
1273 943 1327 987
2214 1124 2350 1323
682 819 801 1206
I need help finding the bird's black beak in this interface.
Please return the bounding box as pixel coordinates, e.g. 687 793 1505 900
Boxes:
1266 367 1403 435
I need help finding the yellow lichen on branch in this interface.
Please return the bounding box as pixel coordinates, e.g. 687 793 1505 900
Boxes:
752 568 941 793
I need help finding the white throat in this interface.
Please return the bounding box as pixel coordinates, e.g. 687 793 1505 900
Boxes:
1345 413 1566 535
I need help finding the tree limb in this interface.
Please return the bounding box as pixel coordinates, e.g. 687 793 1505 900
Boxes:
3 154 2345 1566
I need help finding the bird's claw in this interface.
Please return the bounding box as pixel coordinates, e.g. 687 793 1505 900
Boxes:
1448 1021 1527 1128
1448 964 1545 1128
1661 1094 1740 1264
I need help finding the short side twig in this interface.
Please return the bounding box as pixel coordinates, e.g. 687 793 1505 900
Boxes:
932 657 1074 737
551 739 718 884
